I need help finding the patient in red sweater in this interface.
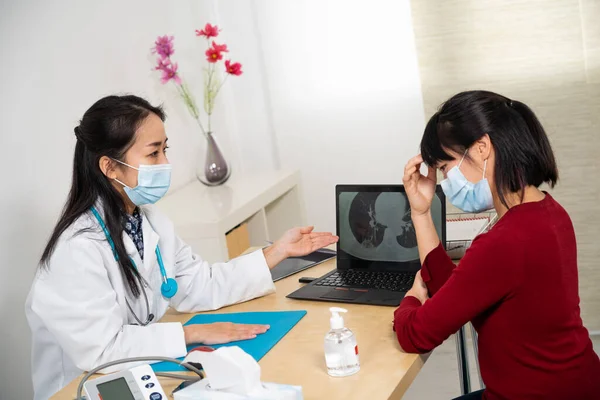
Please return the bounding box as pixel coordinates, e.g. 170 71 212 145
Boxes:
394 90 600 400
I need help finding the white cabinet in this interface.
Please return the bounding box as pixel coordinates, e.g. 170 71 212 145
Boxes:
157 169 306 263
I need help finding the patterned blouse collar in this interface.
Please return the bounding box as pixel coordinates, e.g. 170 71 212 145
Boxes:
122 208 144 261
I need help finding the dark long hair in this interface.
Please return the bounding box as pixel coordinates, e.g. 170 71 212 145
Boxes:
420 90 558 208
40 95 166 297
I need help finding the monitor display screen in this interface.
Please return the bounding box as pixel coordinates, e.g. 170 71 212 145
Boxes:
97 377 135 400
336 185 445 271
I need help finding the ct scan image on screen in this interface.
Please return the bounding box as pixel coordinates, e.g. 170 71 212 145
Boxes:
338 191 443 263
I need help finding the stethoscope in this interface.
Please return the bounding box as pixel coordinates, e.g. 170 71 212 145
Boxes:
90 207 178 326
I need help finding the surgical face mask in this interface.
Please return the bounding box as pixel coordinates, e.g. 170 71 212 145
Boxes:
440 153 494 213
112 159 172 206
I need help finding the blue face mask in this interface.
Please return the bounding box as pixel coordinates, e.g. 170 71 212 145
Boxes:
440 153 494 213
113 160 172 206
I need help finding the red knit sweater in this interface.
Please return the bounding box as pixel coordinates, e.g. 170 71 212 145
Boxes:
394 194 600 399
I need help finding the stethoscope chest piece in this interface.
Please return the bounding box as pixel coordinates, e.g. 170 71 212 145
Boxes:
161 278 178 299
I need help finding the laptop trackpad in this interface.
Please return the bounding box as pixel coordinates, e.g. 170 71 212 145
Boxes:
321 288 364 301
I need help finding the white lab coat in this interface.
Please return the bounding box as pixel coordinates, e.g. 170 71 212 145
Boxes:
25 204 275 400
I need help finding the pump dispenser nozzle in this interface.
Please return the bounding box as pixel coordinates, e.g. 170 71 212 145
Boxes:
329 307 347 329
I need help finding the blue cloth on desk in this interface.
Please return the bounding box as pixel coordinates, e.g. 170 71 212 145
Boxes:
151 310 307 372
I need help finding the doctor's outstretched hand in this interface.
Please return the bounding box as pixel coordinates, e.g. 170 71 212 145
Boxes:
263 226 339 269
403 154 437 217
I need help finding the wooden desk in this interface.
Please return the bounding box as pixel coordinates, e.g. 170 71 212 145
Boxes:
52 257 428 400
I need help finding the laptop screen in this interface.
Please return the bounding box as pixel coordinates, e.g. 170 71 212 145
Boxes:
336 185 446 271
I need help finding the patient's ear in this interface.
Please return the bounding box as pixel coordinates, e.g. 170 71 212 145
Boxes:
475 134 492 162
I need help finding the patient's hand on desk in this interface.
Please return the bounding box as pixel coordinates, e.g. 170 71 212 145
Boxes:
405 271 429 305
183 322 270 345
263 226 338 268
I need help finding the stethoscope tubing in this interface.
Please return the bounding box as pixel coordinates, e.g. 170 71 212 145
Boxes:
90 206 175 326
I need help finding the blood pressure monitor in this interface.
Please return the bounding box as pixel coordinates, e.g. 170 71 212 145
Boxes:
84 364 167 400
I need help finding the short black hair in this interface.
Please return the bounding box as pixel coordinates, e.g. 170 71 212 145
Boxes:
420 90 558 208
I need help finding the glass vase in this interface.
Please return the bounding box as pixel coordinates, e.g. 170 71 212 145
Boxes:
196 132 231 186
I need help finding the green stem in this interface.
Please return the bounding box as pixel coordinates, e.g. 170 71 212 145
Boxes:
175 81 206 136
194 116 208 139
212 74 229 100
207 63 215 133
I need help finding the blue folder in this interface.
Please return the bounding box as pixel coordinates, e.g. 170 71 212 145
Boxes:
151 310 307 372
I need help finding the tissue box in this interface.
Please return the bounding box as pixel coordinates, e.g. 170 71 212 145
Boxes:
174 346 303 400
173 379 304 400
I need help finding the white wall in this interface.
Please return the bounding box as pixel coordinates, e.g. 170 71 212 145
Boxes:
0 0 424 398
251 0 425 232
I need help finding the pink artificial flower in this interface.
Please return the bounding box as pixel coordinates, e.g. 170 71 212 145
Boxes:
155 57 171 71
195 23 219 38
205 47 222 63
205 41 228 63
152 35 175 59
205 42 228 63
225 60 243 76
160 62 181 85
211 42 228 53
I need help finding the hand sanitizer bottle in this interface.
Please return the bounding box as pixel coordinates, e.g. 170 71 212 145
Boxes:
324 307 360 377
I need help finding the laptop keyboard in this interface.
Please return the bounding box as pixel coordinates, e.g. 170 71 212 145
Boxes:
314 270 415 292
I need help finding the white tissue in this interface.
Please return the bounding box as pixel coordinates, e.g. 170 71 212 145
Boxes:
187 347 261 395
174 346 303 400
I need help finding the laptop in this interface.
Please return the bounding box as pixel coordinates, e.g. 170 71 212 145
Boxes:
287 184 446 306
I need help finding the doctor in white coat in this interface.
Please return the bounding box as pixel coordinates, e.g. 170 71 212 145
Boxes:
26 95 338 400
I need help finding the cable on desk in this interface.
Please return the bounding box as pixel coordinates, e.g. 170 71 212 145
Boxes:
156 372 202 381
